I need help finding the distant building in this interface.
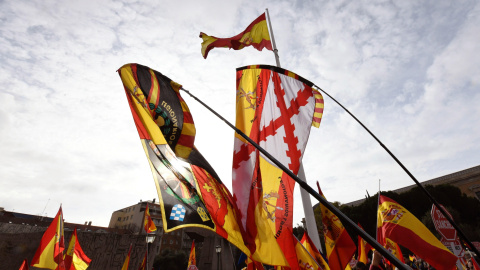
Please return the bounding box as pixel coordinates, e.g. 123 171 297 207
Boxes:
346 165 480 206
108 199 163 233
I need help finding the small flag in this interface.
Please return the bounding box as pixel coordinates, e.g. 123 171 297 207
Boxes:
121 244 132 270
143 203 157 234
137 251 147 270
187 240 197 269
377 195 457 270
200 13 272 59
317 183 356 270
18 259 29 270
357 223 372 265
64 228 91 270
300 232 330 270
31 206 65 269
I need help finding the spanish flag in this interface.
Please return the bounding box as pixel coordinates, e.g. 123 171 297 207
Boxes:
64 229 91 270
187 240 196 269
137 251 147 270
143 203 157 234
200 13 272 59
357 224 372 265
300 232 330 270
316 183 356 270
121 244 132 270
31 206 65 269
18 259 29 270
384 238 404 264
377 195 457 270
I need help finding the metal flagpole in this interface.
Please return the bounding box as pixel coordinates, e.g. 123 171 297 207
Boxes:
313 83 480 258
180 87 409 270
265 8 281 67
265 8 322 252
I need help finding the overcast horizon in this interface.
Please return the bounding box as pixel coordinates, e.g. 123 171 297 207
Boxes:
1 0 479 228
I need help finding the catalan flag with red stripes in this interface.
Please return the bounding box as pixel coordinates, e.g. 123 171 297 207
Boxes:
377 195 457 270
200 13 272 59
118 64 250 256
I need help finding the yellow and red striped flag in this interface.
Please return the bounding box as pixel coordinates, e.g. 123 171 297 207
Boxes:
187 240 196 269
64 228 91 270
357 224 372 265
316 183 356 270
384 238 404 265
118 63 250 257
300 232 330 270
232 65 324 267
143 203 157 234
121 244 132 270
200 13 272 59
31 206 65 269
377 195 457 270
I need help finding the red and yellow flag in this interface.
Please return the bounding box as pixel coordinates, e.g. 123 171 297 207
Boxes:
384 238 404 265
64 229 91 270
18 259 29 270
232 65 323 267
357 224 372 265
121 244 132 270
143 203 157 234
137 251 147 270
118 63 250 256
300 232 330 270
316 183 356 270
31 206 65 269
200 13 272 59
377 195 457 270
187 240 196 269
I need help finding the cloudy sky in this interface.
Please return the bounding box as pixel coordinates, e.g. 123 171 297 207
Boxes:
1 0 479 229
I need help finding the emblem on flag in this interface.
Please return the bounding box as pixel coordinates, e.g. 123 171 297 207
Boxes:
169 204 186 221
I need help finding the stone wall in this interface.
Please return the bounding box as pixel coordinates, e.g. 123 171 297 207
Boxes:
0 223 160 270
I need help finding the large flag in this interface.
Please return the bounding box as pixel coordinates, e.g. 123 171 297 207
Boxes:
377 195 457 270
187 240 197 269
316 183 356 270
233 65 324 267
143 203 157 234
121 244 132 270
31 206 65 269
200 13 272 59
64 229 91 270
300 232 330 270
18 259 29 270
118 63 249 255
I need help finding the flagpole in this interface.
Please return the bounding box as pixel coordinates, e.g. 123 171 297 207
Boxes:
265 8 322 252
312 83 480 258
265 9 281 67
180 87 409 270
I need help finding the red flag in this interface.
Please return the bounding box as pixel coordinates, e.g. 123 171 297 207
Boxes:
143 203 157 234
18 259 29 270
199 13 272 59
316 183 356 270
233 65 323 267
472 258 480 270
121 244 132 270
31 206 65 269
300 232 330 270
64 228 91 270
377 195 457 270
187 240 196 269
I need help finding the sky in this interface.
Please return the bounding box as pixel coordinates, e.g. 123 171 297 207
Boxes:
1 0 479 229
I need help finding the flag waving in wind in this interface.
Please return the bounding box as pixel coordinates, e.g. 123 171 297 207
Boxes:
377 195 457 270
64 228 91 270
118 63 250 256
187 240 197 269
232 65 324 267
200 13 272 59
143 203 157 234
31 206 65 269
